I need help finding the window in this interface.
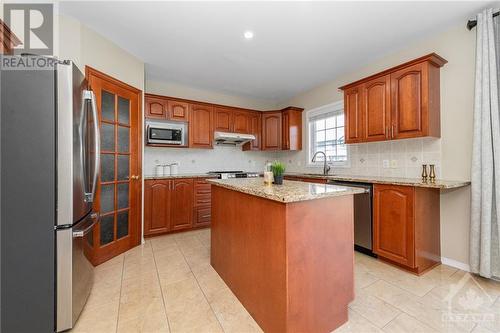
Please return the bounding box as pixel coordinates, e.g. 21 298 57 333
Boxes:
307 101 348 166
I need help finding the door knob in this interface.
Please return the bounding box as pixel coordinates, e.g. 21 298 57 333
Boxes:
130 175 140 180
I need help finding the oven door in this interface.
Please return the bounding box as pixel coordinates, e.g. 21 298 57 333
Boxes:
147 126 183 145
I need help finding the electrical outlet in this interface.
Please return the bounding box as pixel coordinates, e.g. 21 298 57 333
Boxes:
383 160 389 168
390 160 398 168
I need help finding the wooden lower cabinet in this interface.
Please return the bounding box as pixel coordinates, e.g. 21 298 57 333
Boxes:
144 178 211 237
373 185 415 267
373 184 440 274
193 179 212 227
170 179 194 231
144 180 171 236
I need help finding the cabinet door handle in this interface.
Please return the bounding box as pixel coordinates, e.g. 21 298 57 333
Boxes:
391 125 394 138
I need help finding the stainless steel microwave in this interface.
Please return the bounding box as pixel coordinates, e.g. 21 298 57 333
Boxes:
146 121 187 145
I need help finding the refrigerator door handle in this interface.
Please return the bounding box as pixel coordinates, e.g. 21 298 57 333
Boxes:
83 90 100 203
73 212 99 238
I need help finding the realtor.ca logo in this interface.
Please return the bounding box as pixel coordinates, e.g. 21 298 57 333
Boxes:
442 272 496 328
4 3 53 55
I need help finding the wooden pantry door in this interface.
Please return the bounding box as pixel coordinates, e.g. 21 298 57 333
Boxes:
86 66 142 265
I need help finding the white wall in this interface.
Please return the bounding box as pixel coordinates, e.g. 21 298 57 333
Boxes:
280 24 475 268
146 79 277 111
56 13 146 241
57 14 145 90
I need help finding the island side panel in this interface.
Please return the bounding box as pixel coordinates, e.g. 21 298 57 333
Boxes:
286 195 355 333
210 185 287 333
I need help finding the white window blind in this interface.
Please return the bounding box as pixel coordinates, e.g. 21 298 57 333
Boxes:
307 102 348 165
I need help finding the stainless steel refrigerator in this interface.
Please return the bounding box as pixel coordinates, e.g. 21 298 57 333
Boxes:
1 57 100 332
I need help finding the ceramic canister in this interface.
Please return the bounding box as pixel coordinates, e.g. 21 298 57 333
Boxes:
155 165 164 176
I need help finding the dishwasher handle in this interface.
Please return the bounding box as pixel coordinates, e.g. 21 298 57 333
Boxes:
327 180 372 194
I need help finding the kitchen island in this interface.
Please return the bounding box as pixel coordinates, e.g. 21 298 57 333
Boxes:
207 178 365 333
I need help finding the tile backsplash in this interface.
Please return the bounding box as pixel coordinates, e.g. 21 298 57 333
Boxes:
277 137 442 179
144 145 278 175
144 137 441 179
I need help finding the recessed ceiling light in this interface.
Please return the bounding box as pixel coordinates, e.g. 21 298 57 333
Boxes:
244 31 254 40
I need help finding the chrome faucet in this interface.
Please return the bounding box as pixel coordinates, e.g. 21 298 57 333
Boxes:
312 151 331 175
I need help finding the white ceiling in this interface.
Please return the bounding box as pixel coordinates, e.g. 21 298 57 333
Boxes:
60 1 491 103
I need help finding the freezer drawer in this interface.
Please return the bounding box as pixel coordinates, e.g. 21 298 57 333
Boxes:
57 213 97 332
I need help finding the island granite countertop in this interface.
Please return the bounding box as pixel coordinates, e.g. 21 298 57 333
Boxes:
207 177 365 203
284 172 470 189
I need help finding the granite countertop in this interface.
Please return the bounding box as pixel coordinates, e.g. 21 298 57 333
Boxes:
207 178 366 203
284 173 470 189
144 173 217 180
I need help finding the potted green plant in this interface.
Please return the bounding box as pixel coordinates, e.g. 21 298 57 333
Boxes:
271 161 286 185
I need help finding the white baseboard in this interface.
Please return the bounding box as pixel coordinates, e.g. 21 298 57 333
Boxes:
441 257 470 272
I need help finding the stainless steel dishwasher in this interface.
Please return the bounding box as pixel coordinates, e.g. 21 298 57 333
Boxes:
328 180 376 257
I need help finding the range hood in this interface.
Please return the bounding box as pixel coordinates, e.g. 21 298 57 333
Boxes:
214 131 256 146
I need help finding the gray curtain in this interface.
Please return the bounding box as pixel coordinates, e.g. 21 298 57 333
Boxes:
470 8 500 279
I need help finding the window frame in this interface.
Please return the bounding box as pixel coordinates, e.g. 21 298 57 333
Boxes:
306 101 350 168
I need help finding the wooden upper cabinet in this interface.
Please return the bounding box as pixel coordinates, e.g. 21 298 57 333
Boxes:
144 93 303 151
281 107 303 151
233 111 251 134
282 112 290 150
262 112 282 150
145 95 188 121
340 53 446 143
144 180 171 236
344 86 364 144
391 63 431 139
373 184 415 268
189 104 213 148
243 112 261 151
145 97 168 119
170 179 194 231
214 107 233 132
363 75 391 142
167 100 189 122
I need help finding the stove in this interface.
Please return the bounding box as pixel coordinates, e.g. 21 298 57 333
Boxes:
208 170 260 179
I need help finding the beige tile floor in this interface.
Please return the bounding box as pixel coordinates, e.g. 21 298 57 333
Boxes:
72 228 500 333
